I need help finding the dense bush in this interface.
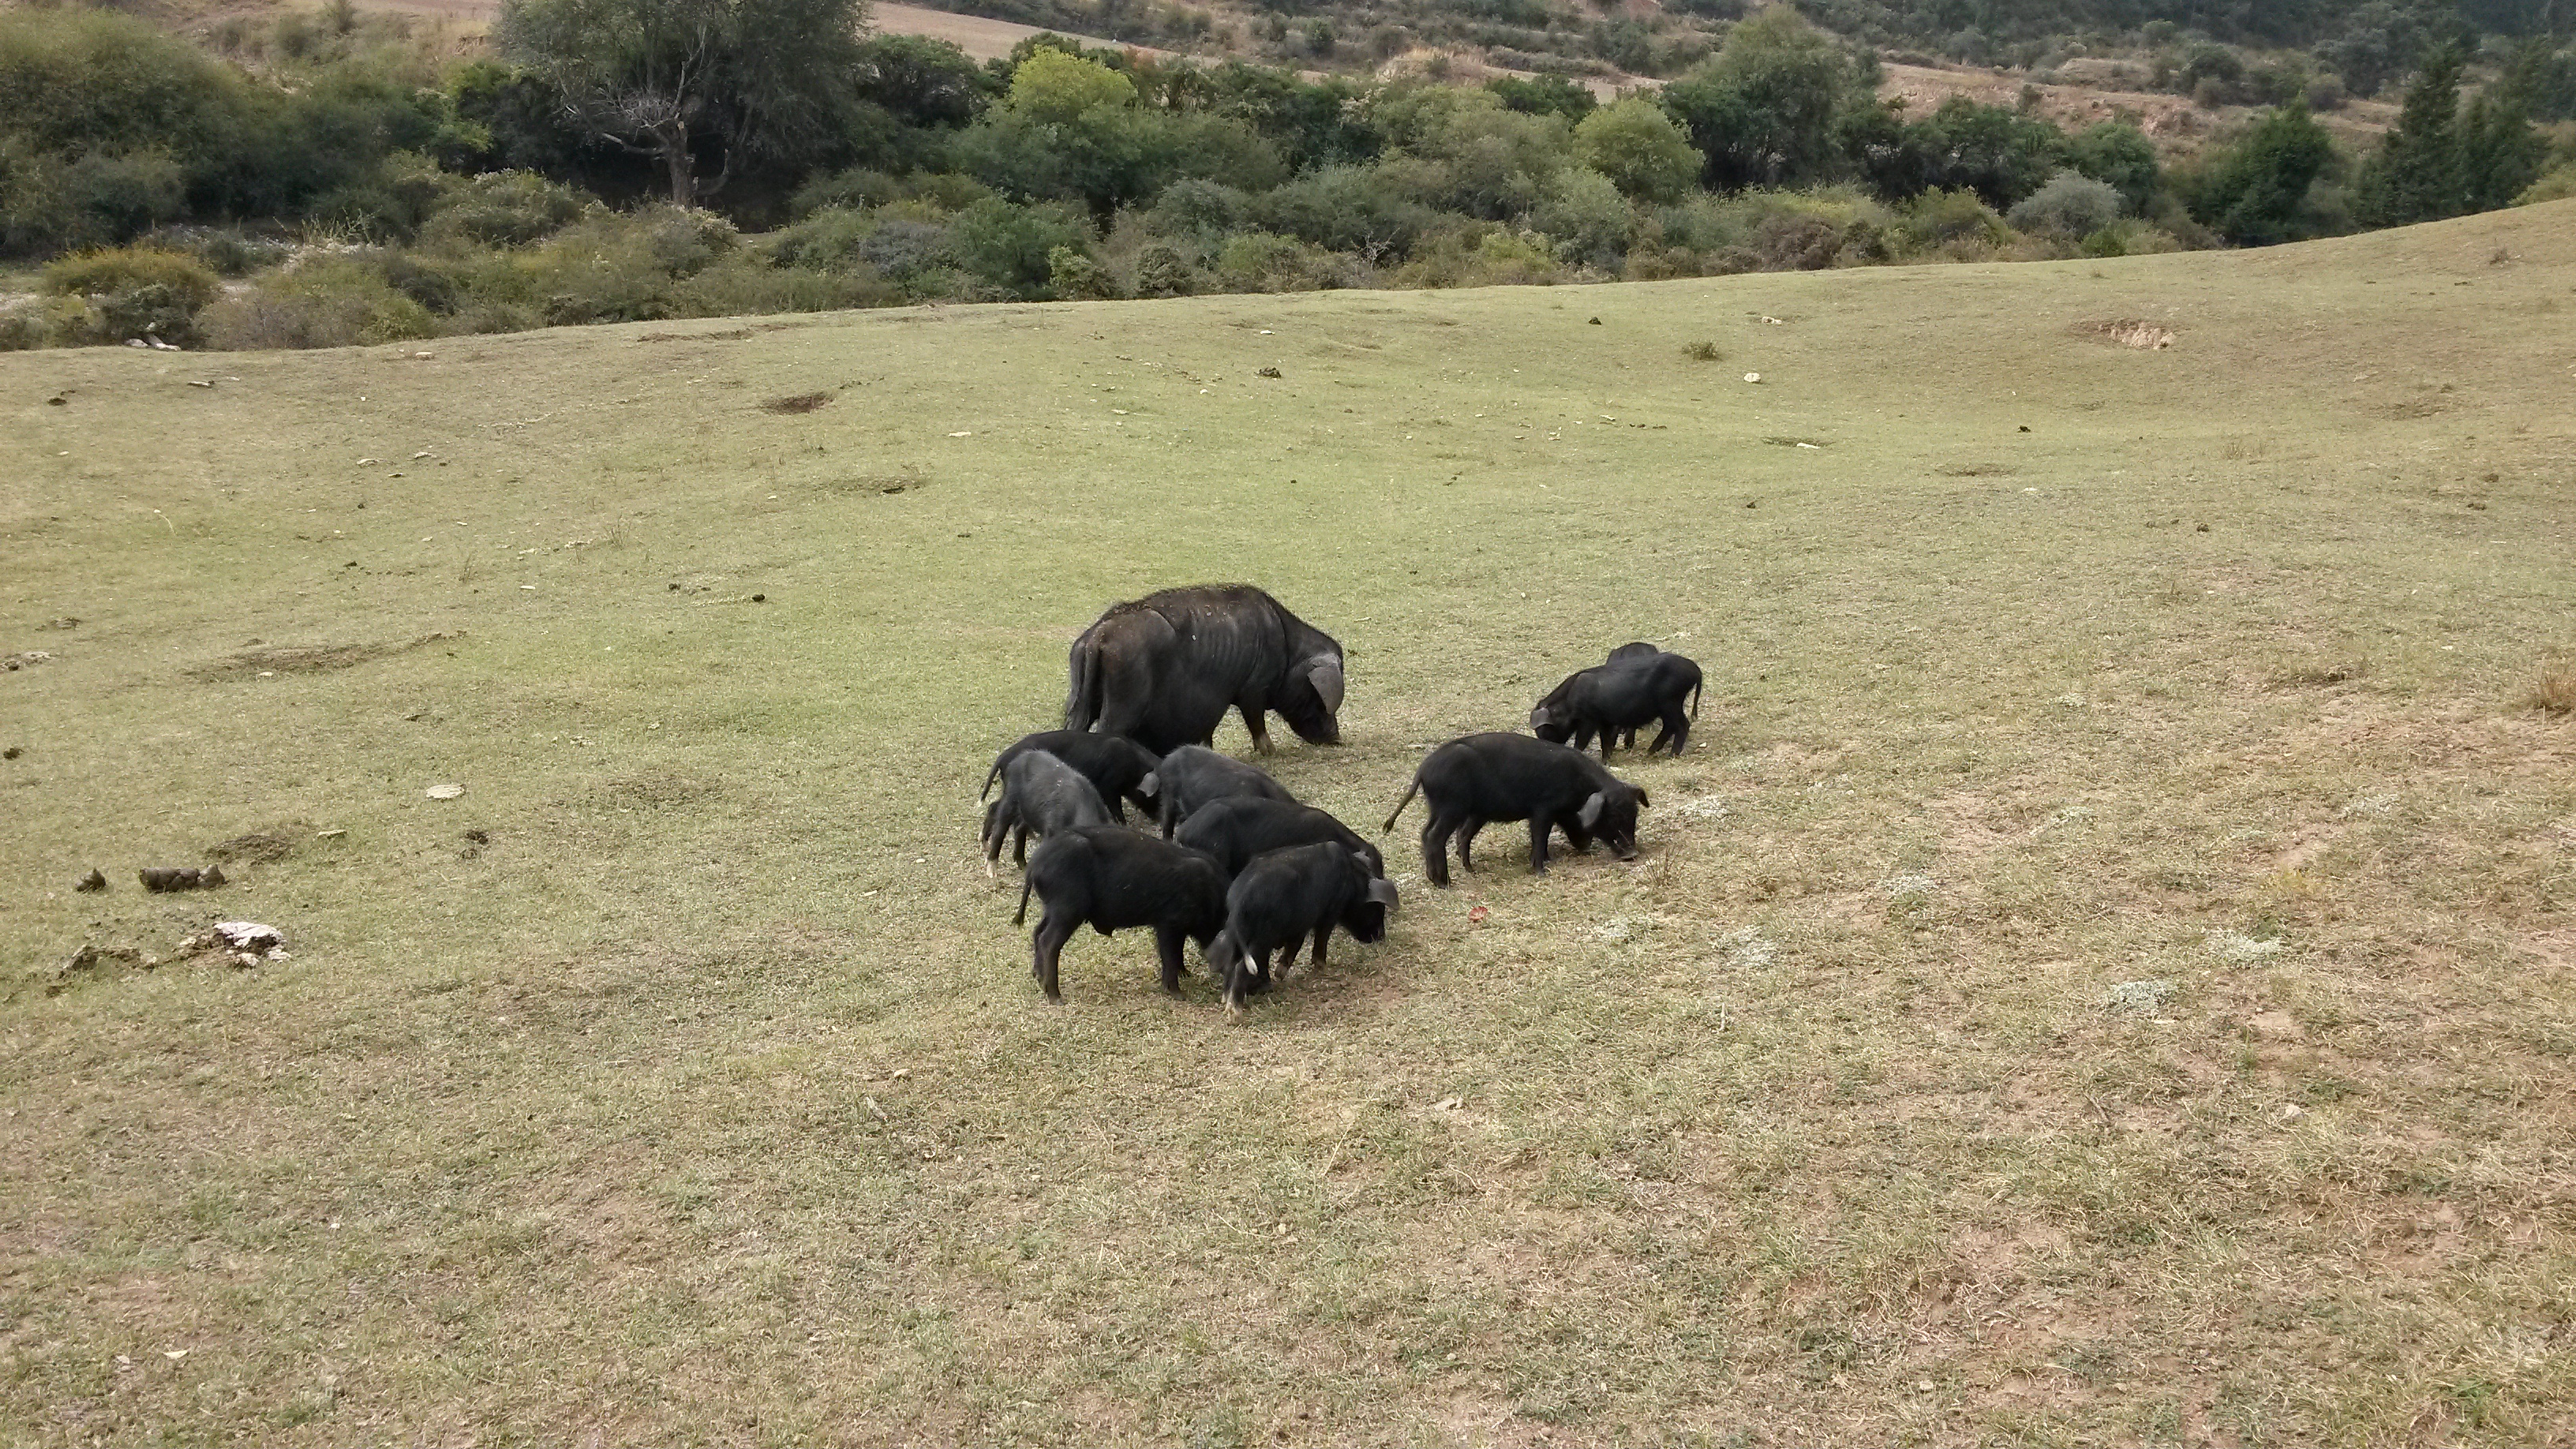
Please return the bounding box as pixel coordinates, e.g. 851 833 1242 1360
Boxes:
41 245 222 346
198 257 436 348
2008 170 2123 234
420 168 593 245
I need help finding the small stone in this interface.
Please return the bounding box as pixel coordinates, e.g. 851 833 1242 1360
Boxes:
425 783 466 800
76 868 106 892
1743 373 1762 384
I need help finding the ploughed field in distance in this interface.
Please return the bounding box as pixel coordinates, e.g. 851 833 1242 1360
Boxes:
3 202 2573 1445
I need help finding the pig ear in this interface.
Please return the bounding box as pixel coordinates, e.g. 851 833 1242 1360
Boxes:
1366 877 1400 912
1307 657 1344 714
1206 931 1238 972
1634 787 1649 809
1137 771 1159 797
1578 791 1605 829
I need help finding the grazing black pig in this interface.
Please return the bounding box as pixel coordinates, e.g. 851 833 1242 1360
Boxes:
1153 743 1296 837
1599 642 1657 749
1015 826 1230 1002
1206 843 1398 1010
1174 796 1386 880
981 729 1163 824
982 750 1114 876
1530 648 1703 758
1383 732 1649 887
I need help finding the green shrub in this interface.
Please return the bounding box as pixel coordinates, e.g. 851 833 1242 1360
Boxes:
791 167 907 217
41 245 219 345
1048 244 1117 298
1130 241 1194 297
1889 188 2012 256
946 197 1086 298
2008 170 2124 235
1531 167 1634 269
2518 163 2576 204
1656 187 1890 271
0 300 44 350
1390 227 1561 287
418 169 591 247
198 258 435 349
766 205 878 271
674 253 901 316
1211 230 1342 293
139 224 290 276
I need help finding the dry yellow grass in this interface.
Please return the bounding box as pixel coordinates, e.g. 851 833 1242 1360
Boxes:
3 202 2574 1445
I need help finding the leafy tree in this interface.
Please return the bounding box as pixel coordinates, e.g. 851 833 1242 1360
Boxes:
1574 95 1698 203
1898 97 2063 210
1661 9 1874 191
2188 103 2338 245
852 35 991 130
496 0 867 204
2065 119 2159 214
1486 74 1597 122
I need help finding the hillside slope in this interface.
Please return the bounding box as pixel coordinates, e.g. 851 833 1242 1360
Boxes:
3 204 2573 1445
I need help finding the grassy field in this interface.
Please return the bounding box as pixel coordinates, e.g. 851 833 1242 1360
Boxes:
5 201 2574 1446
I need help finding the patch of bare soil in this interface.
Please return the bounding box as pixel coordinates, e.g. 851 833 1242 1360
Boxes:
762 391 832 414
2078 320 2177 350
189 631 462 682
207 823 311 863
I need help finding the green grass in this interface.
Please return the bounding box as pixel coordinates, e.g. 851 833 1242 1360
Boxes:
5 202 2574 1445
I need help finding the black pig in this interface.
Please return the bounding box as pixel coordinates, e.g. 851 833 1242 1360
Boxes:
1383 732 1649 886
981 729 1163 824
1174 796 1386 880
1206 843 1398 1010
1015 826 1230 1002
1530 648 1702 758
982 750 1115 876
1152 743 1296 838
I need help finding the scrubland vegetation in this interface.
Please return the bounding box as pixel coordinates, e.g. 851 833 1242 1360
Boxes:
3 0 2573 351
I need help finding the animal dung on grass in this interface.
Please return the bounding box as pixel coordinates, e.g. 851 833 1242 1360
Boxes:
75 868 107 892
139 865 226 892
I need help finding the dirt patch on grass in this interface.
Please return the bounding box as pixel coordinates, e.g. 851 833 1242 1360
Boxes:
2076 320 2176 350
189 631 462 681
762 391 833 414
597 771 720 809
206 823 311 863
822 474 929 496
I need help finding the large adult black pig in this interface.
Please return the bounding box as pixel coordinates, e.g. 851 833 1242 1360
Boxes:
1064 585 1346 756
1382 732 1649 886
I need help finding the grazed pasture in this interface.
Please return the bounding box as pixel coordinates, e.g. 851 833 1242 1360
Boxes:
3 203 2573 1446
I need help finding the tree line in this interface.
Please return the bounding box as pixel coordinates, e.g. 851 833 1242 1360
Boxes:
2 2 2568 350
